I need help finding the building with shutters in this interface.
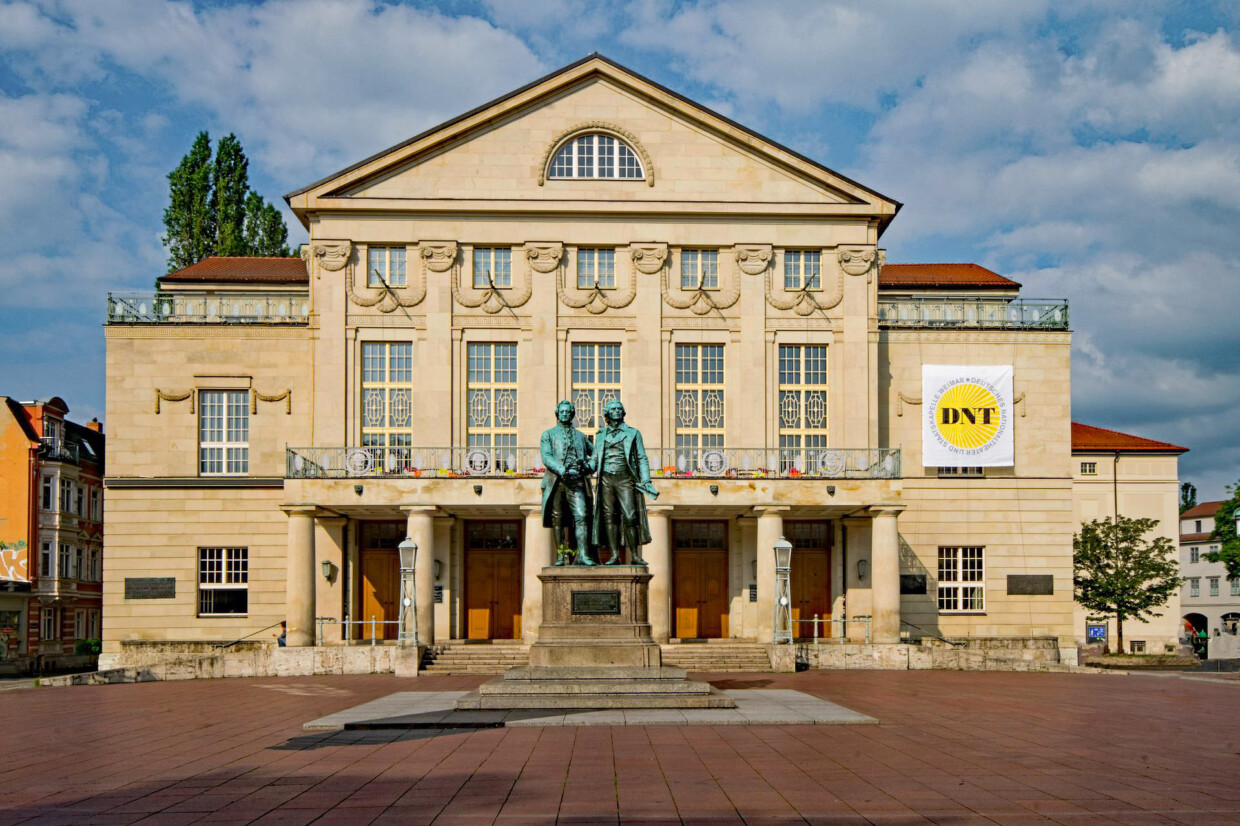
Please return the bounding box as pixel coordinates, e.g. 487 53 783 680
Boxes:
100 56 1176 672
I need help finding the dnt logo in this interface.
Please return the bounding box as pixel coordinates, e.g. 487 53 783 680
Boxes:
931 379 1003 453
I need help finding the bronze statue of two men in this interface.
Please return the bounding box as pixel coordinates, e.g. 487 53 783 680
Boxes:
540 399 658 566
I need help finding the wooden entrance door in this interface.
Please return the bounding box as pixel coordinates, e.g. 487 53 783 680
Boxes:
787 521 832 638
464 521 522 640
672 521 729 639
360 551 398 641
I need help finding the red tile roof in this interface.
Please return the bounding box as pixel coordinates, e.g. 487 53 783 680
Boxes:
160 257 307 284
1071 422 1188 453
1181 501 1224 520
879 263 1020 290
1180 532 1213 542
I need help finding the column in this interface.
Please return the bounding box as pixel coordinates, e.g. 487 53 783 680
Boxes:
521 505 553 644
871 505 905 644
403 506 436 647
755 506 789 643
282 506 317 647
645 506 673 643
314 516 347 645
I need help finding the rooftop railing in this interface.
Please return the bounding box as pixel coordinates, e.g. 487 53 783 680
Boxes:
39 437 80 464
106 292 310 325
878 297 1068 329
286 446 900 481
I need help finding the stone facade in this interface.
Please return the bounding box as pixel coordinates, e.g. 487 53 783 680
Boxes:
100 56 1154 671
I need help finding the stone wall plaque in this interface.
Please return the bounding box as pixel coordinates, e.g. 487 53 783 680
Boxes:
900 574 928 595
125 577 175 599
1007 574 1054 595
571 590 621 615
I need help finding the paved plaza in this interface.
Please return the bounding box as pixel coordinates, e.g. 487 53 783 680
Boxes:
0 670 1237 824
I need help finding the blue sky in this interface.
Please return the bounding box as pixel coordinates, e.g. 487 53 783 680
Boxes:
1 0 1238 499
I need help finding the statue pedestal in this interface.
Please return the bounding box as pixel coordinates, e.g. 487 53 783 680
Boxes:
455 565 734 710
529 566 661 668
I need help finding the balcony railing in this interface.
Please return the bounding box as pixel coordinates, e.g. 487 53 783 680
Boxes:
878 297 1068 329
39 438 80 464
106 292 310 325
286 446 900 480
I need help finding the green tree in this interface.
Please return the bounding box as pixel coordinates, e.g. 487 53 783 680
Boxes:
1180 482 1197 513
162 131 215 271
243 191 291 258
1204 481 1240 580
211 134 250 256
1073 515 1180 653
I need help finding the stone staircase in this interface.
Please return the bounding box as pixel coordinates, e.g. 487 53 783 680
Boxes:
420 641 531 675
661 642 772 673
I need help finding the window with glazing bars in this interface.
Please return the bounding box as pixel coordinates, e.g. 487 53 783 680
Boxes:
199 391 249 475
784 250 821 290
577 248 616 289
367 246 407 287
778 345 828 472
198 547 248 615
1210 577 1220 596
548 134 643 179
1189 577 1200 597
473 247 512 288
938 547 984 612
467 343 518 451
571 344 621 430
361 342 413 466
675 344 724 466
680 250 719 290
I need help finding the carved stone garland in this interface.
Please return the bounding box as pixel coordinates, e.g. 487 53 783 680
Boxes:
537 122 655 187
344 244 429 313
556 247 636 314
154 389 193 414
301 240 352 274
764 246 881 316
251 388 292 414
450 247 533 314
660 249 741 316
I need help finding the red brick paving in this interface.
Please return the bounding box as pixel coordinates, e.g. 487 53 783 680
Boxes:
0 670 1236 824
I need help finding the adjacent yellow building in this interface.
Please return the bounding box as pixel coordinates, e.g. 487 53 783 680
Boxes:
100 56 1181 672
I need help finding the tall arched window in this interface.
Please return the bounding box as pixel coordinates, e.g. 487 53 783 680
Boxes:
548 133 643 180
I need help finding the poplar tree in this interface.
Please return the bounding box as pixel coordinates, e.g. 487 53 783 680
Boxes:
1073 515 1180 653
1180 482 1197 513
1204 481 1240 579
211 134 250 256
162 131 215 271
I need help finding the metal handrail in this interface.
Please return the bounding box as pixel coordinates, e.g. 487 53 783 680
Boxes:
791 615 871 645
877 297 1069 330
106 291 310 325
214 620 286 650
315 615 403 647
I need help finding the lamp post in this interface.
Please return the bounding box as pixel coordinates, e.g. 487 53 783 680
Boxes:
773 536 793 644
397 537 418 647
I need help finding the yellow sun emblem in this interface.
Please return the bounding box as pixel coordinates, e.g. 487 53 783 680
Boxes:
934 381 1002 451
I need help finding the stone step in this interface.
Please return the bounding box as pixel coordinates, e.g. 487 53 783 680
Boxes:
456 689 736 710
479 680 712 696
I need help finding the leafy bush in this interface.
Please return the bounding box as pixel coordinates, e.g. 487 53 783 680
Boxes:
75 638 102 656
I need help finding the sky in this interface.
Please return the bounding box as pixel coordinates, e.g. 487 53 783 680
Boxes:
0 0 1237 500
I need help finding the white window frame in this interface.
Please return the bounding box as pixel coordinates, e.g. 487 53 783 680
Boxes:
778 344 828 472
366 245 407 288
467 343 519 452
570 343 621 430
938 466 984 477
74 484 84 517
1190 548 1199 563
57 544 70 580
1230 577 1239 597
74 609 86 641
90 488 101 522
199 390 249 476
89 548 101 582
680 249 719 290
674 344 725 464
59 478 72 513
1189 577 1200 597
89 610 101 639
548 133 643 180
39 541 52 578
41 475 54 510
1080 462 1097 475
198 547 249 616
473 247 512 289
937 546 985 613
576 248 616 290
1209 577 1219 597
783 250 821 291
361 342 414 461
73 547 83 580
41 607 58 641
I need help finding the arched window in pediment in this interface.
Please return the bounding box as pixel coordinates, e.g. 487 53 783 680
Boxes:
548 132 644 180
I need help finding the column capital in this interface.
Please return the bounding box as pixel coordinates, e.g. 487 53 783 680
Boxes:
281 504 318 517
868 504 906 517
519 504 543 516
646 505 674 515
401 505 439 517
315 516 347 528
753 505 791 516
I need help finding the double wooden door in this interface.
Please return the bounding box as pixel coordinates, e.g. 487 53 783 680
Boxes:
360 550 399 641
787 521 832 638
464 521 523 640
672 521 729 639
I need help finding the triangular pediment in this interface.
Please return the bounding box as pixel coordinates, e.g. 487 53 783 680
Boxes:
287 56 899 226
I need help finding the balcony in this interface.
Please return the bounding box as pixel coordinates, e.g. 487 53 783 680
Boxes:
39 438 80 464
286 446 901 481
878 297 1068 330
106 292 310 325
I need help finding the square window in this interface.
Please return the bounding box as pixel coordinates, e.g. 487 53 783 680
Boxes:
784 250 821 290
198 548 248 615
577 248 616 289
367 246 407 288
474 247 512 288
680 249 719 290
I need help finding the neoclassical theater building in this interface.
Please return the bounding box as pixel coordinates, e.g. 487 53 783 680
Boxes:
101 56 1179 671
